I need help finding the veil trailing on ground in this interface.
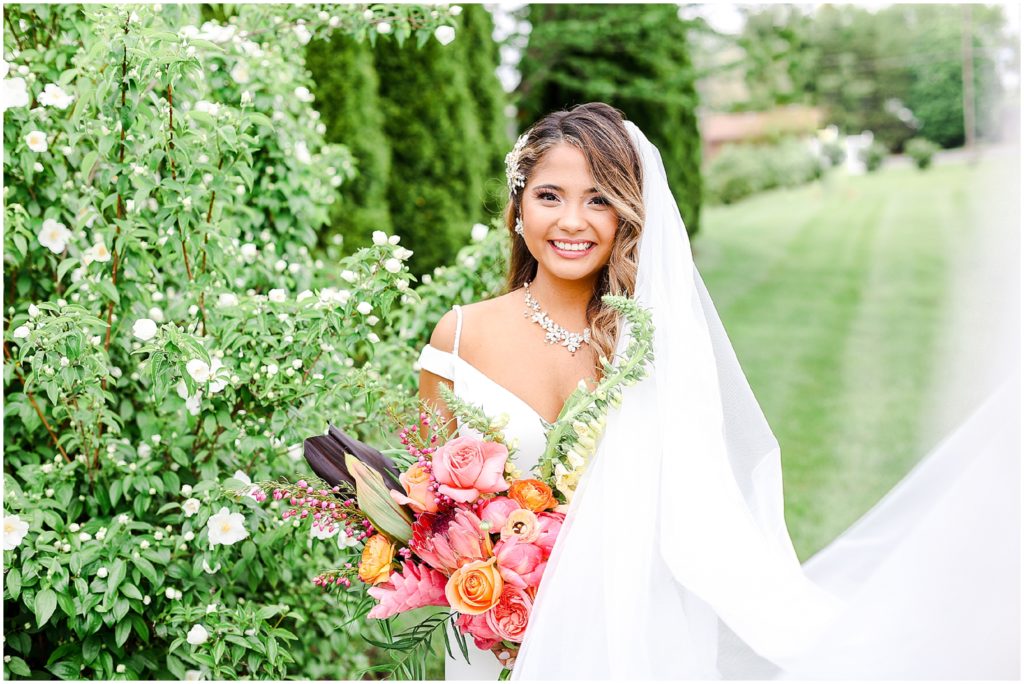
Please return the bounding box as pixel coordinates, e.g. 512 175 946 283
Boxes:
510 119 1020 679
512 120 846 678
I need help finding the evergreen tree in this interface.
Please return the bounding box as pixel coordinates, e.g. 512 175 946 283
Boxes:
458 4 513 216
306 33 393 252
516 3 704 236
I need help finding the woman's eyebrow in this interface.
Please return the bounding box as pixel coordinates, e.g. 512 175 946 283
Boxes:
533 183 600 193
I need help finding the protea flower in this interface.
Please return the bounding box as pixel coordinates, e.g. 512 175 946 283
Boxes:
410 507 493 574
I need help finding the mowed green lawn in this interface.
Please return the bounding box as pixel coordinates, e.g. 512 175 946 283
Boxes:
695 158 992 560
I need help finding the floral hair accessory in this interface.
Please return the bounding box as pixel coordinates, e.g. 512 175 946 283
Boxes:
505 130 531 195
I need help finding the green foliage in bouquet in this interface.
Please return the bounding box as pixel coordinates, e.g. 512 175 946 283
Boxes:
2 3 460 680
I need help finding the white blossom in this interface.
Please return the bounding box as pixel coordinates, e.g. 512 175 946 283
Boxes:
97 566 109 578
182 498 201 517
27 304 40 318
296 289 313 303
434 26 456 46
12 326 30 340
294 140 312 164
372 230 388 246
37 218 71 254
206 506 248 546
25 130 47 152
450 5 463 15
356 301 373 315
1 75 29 111
340 270 357 283
230 61 250 84
132 318 158 341
186 359 211 383
38 83 74 109
137 443 152 458
83 239 111 265
293 24 312 45
185 670 203 681
268 288 286 303
310 521 337 540
376 21 392 34
217 292 239 307
194 100 220 116
3 514 29 550
148 306 164 323
471 223 489 242
384 258 402 274
293 85 314 103
187 624 209 645
116 665 126 674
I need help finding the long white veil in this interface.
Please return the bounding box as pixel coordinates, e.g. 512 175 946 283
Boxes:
511 120 1020 679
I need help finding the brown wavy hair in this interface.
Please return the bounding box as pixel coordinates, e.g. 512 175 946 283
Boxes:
503 102 645 371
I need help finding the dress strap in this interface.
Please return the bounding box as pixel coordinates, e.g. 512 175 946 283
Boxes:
452 304 463 358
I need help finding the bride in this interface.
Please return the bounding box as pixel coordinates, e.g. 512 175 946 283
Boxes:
417 102 1020 680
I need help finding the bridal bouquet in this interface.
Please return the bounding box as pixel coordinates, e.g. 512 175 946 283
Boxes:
237 296 653 679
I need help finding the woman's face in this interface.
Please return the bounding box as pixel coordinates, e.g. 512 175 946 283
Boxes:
520 142 618 285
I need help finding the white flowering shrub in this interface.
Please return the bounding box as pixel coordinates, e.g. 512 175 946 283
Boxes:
2 3 461 680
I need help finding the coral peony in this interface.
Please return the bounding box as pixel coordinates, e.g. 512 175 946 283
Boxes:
456 610 503 651
445 557 504 615
485 584 533 643
479 496 521 530
533 511 565 557
508 479 558 512
432 435 509 503
493 538 546 589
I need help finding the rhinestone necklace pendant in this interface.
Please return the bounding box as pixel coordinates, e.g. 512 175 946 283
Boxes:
523 281 591 356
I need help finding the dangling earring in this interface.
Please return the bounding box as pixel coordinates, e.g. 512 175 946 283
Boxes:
514 216 525 237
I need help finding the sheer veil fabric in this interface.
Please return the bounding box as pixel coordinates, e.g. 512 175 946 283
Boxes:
509 120 1020 679
511 120 846 679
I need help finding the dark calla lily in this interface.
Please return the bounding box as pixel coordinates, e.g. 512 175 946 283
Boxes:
304 424 403 493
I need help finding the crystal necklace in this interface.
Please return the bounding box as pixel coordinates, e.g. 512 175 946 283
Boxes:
523 280 592 355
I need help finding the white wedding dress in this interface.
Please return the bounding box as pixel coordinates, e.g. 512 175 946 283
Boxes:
417 303 549 680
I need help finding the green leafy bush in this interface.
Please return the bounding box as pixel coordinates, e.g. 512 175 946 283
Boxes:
704 137 824 205
2 4 460 680
904 137 940 170
861 140 888 172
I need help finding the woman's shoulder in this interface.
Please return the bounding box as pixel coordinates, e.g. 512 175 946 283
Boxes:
428 291 520 354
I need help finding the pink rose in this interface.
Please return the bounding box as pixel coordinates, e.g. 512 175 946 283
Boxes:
493 538 546 589
485 585 533 643
479 496 521 530
534 512 564 558
389 463 439 513
457 610 502 650
432 435 510 504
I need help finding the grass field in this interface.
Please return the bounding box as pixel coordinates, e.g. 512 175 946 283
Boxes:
695 152 1017 560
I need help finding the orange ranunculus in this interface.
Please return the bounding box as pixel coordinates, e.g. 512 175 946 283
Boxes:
445 557 504 615
358 534 395 585
508 479 558 513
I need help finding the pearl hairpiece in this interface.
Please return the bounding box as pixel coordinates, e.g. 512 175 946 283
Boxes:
505 130 530 195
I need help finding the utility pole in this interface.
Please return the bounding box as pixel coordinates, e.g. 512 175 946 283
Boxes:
961 3 978 162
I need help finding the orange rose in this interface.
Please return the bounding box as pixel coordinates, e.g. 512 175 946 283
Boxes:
445 557 504 615
358 534 395 585
508 479 558 512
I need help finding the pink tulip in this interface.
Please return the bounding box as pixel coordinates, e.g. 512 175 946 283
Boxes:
432 435 509 504
493 538 546 589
